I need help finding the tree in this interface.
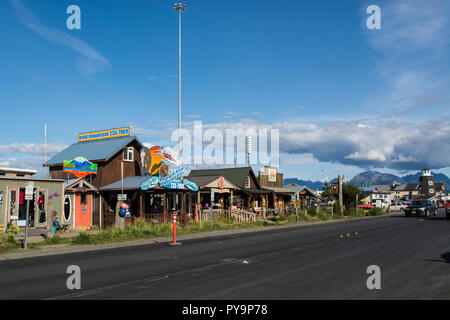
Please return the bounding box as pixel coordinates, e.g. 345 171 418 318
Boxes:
342 183 365 209
321 181 333 201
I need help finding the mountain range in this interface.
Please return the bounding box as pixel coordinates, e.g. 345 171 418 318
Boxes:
284 171 450 190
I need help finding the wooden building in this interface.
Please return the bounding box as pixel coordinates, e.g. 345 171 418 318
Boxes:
45 134 145 228
99 176 197 226
258 166 296 209
188 167 271 214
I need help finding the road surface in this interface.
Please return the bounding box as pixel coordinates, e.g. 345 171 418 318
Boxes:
0 210 449 300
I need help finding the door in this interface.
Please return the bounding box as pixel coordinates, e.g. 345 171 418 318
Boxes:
7 188 19 225
75 193 92 228
35 189 48 228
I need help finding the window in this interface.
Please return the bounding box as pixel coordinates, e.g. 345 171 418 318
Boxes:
64 195 72 221
245 176 251 188
123 147 134 161
429 189 434 194
80 194 87 205
428 181 433 186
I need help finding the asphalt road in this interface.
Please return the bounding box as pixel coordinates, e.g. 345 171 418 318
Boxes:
0 210 449 300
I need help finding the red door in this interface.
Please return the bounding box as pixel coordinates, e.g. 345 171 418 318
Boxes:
75 193 91 228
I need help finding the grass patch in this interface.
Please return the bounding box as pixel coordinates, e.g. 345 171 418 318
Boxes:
1 207 389 252
0 233 21 251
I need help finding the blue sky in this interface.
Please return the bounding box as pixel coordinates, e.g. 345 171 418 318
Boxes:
1 0 450 181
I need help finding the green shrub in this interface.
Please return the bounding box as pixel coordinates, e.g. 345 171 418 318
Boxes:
71 232 93 245
370 207 386 216
0 232 21 250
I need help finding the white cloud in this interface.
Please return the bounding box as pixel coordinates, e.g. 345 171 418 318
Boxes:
196 118 450 171
0 142 67 156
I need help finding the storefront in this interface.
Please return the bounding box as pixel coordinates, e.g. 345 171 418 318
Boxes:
99 175 198 226
187 175 239 210
0 177 65 231
64 178 98 229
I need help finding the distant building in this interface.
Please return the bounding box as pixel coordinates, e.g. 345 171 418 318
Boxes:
419 169 436 198
0 167 37 178
258 167 296 209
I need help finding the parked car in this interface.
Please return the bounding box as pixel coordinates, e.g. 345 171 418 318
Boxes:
404 199 437 217
389 202 407 212
444 200 450 220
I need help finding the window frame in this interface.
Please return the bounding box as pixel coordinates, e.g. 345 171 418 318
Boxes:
123 146 134 162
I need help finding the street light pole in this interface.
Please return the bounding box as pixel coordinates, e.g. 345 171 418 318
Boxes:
174 3 186 160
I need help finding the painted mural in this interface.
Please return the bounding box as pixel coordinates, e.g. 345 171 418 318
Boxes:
140 146 198 192
63 156 98 178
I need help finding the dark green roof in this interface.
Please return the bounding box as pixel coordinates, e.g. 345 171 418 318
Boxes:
188 167 261 190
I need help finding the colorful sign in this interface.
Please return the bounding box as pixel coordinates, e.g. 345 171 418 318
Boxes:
268 168 277 182
63 157 98 178
218 176 225 189
140 146 198 192
0 191 3 205
77 127 130 143
25 181 34 200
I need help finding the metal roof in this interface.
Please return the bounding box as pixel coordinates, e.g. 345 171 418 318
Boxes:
99 176 149 191
0 167 37 175
188 167 261 189
263 186 296 194
45 136 144 166
187 175 239 189
0 176 65 183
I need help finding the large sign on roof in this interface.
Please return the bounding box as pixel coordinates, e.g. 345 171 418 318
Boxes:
77 127 130 143
139 146 198 192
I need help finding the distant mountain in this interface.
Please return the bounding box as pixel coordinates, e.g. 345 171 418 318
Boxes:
284 178 324 191
285 171 450 190
402 171 450 189
349 171 450 189
350 171 405 187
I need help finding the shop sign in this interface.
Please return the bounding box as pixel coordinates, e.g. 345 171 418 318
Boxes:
268 168 277 182
25 182 34 200
118 194 127 201
140 146 198 192
82 207 86 214
77 127 130 142
64 157 98 178
0 191 3 205
163 181 185 190
218 176 225 189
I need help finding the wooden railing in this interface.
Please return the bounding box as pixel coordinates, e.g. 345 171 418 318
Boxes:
231 210 257 222
143 213 165 224
197 209 257 223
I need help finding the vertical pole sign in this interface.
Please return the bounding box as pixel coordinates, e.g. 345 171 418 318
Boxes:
24 181 34 249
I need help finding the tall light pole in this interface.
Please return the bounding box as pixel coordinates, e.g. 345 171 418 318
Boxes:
174 3 186 160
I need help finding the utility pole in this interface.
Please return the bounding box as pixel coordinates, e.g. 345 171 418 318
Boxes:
338 175 343 215
174 3 186 160
44 124 47 178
